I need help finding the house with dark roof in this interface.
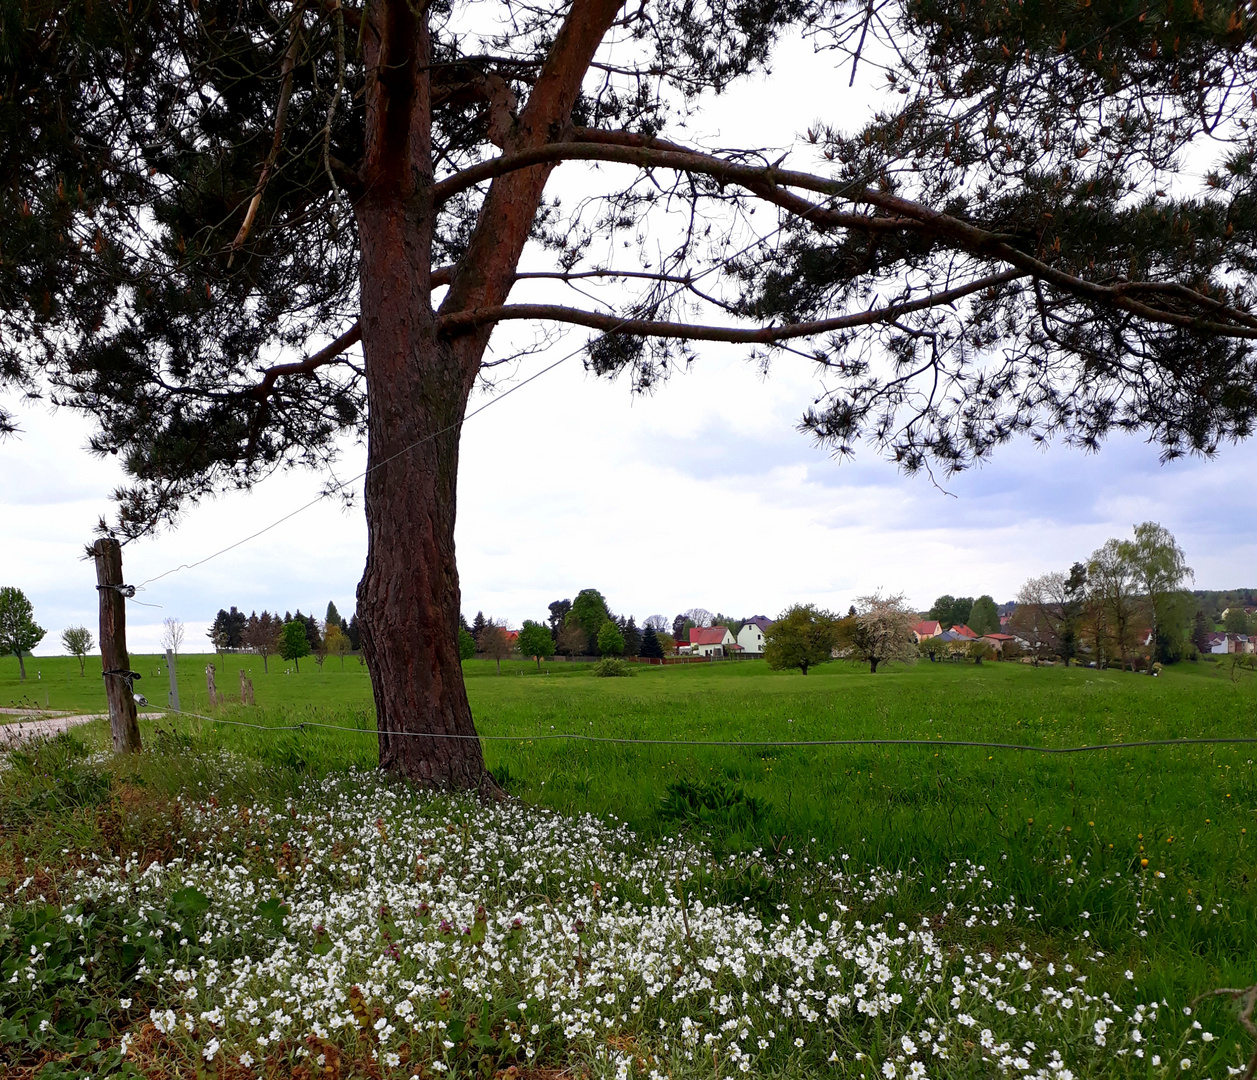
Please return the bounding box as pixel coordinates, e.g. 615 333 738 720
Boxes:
737 617 773 655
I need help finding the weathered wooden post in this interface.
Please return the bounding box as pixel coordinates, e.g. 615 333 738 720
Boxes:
166 649 180 712
206 664 218 707
239 669 254 705
91 538 143 754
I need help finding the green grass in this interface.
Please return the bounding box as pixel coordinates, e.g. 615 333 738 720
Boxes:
3 653 1257 1074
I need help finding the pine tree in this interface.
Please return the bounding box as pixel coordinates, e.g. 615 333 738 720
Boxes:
622 616 642 658
639 626 664 660
5 0 1254 788
326 601 344 631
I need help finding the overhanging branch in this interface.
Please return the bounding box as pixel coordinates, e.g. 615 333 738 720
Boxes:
431 133 1257 340
438 271 1027 343
248 322 363 402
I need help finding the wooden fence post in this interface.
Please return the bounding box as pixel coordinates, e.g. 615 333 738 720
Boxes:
166 649 181 712
206 664 217 707
91 538 143 754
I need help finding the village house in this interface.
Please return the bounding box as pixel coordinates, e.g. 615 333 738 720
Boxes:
1208 632 1254 655
912 620 942 642
736 616 773 655
689 626 738 658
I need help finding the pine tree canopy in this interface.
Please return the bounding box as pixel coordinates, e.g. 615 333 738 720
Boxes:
1 0 1254 543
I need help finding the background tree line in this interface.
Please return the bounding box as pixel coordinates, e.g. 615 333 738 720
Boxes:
1010 522 1197 672
206 601 361 672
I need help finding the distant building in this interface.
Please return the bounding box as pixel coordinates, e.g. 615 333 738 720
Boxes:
1211 632 1254 655
981 633 1016 655
1221 606 1257 622
912 620 942 642
689 626 737 658
737 616 773 655
950 624 978 639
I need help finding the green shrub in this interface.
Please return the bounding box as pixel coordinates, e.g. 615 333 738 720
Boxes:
591 657 635 677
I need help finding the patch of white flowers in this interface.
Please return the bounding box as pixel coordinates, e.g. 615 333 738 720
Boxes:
3 769 1230 1077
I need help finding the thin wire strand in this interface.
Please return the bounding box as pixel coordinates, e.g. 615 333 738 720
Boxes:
148 708 1257 754
134 211 808 591
135 350 572 589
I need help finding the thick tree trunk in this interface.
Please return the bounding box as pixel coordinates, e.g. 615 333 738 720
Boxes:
354 1 489 791
355 317 488 787
350 0 624 791
16 651 25 680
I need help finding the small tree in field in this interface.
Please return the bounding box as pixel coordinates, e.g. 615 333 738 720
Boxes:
478 623 512 675
280 620 310 672
61 625 94 676
557 620 588 658
844 592 917 673
596 619 626 657
517 620 555 671
1119 522 1193 673
160 616 185 659
244 611 280 673
458 628 476 661
764 605 840 676
0 587 45 681
325 623 351 669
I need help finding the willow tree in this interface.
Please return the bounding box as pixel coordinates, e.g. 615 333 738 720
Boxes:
2 0 1254 787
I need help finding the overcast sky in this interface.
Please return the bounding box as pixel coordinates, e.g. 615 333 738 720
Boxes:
4 33 1254 655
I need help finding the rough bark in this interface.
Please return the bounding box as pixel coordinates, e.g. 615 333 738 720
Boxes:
354 0 489 789
350 0 624 790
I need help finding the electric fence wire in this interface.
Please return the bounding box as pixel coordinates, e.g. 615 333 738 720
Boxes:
144 706 1257 755
132 204 814 594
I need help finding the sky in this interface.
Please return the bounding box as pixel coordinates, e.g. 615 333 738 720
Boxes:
3 33 1255 655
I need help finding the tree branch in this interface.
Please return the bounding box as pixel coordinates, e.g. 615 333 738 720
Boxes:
432 134 1257 339
438 271 1027 343
230 11 304 262
248 323 363 402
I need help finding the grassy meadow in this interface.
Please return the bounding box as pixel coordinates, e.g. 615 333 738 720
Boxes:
2 651 1256 1077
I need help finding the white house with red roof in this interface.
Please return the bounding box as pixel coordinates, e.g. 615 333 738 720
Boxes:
690 626 737 658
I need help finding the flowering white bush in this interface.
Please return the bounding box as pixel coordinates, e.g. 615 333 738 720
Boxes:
4 767 1227 1078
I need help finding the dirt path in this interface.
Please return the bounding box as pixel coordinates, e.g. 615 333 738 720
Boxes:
0 713 111 747
0 711 168 747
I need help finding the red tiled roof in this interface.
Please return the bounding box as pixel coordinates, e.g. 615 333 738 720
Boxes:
983 633 1015 641
913 620 942 636
689 626 730 646
951 624 978 638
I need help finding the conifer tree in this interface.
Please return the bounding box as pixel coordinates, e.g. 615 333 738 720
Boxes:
3 0 1254 787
